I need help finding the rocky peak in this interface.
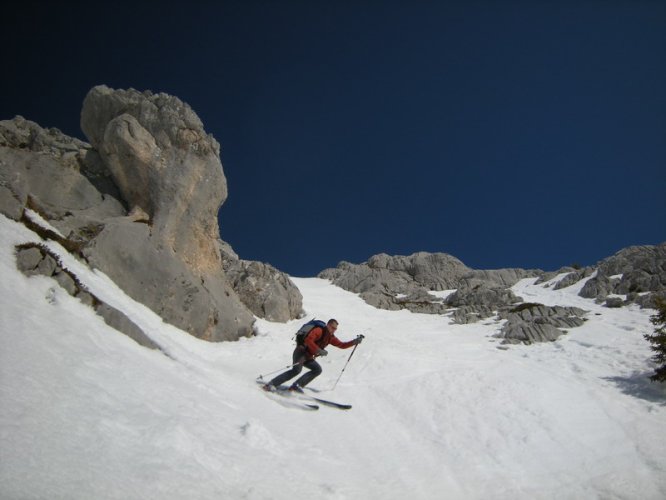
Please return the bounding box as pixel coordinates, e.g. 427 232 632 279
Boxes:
318 244 666 344
80 85 225 273
578 243 666 307
1 86 303 343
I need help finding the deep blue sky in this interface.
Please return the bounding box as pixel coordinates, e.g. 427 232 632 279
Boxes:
2 1 664 276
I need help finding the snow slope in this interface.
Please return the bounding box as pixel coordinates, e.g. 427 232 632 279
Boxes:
1 214 665 500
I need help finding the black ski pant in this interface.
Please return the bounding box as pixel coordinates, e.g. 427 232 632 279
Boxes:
269 346 322 388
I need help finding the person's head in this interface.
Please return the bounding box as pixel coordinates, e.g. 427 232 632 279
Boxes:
326 319 339 333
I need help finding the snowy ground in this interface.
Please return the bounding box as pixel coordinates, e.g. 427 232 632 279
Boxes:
1 214 665 500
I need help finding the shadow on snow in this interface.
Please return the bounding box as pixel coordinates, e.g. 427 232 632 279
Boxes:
604 371 666 406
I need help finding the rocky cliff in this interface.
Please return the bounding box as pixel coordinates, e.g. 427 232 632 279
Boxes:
319 252 542 316
1 86 302 343
567 244 666 308
319 244 666 344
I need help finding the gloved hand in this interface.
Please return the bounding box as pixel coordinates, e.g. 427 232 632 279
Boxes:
316 348 328 357
355 334 365 345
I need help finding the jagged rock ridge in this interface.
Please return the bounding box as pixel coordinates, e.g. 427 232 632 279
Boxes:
319 252 541 316
319 245 665 344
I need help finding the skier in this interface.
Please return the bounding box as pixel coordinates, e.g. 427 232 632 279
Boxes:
264 319 363 391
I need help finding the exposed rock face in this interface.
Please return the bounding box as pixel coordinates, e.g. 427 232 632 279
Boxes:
551 267 595 289
320 244 665 332
444 283 523 322
80 85 224 274
319 252 475 314
498 303 587 345
579 244 666 305
446 283 522 309
216 234 303 323
365 252 472 290
394 289 449 315
77 86 255 341
318 247 662 344
543 244 666 308
464 268 539 288
319 252 540 320
0 116 122 223
80 219 254 341
224 258 303 322
1 86 303 342
15 242 159 350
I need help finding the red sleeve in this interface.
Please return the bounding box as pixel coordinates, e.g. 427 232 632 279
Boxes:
304 327 324 355
330 335 356 349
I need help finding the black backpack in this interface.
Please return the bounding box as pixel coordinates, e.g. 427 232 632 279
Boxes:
294 319 327 345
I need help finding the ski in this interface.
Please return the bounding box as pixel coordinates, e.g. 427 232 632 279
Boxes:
297 392 352 410
261 388 319 411
256 379 351 410
286 385 352 410
300 387 352 409
257 379 318 410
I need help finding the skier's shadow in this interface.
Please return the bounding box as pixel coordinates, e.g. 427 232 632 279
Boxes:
603 371 666 406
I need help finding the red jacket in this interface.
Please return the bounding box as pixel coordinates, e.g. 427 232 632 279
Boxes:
304 326 356 358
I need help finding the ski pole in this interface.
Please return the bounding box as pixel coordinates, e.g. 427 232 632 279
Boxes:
330 338 362 391
257 361 301 380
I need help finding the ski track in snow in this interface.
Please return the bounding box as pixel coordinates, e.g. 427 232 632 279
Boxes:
1 214 665 500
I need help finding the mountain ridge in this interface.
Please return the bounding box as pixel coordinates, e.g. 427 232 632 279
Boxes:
1 86 664 344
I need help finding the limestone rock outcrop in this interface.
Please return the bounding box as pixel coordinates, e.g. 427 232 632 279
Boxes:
498 303 587 345
319 252 541 320
319 243 666 331
317 245 665 345
15 242 160 350
319 252 474 314
223 257 304 322
1 86 303 343
579 244 666 306
80 85 226 275
545 244 666 308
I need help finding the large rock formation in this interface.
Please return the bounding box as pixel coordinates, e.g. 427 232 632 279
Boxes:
579 244 666 307
319 252 473 312
498 303 587 344
80 86 226 275
15 240 160 350
319 252 539 320
543 244 666 308
446 283 524 323
0 86 303 343
220 243 303 322
318 245 665 343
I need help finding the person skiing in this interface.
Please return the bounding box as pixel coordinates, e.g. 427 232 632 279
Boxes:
264 318 363 391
